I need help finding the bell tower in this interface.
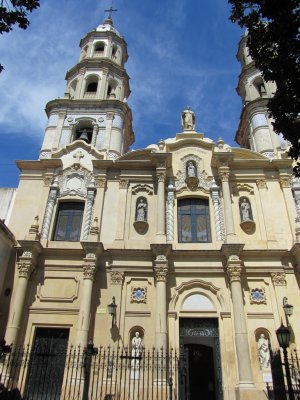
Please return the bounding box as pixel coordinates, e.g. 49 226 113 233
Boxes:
40 10 134 160
235 34 287 158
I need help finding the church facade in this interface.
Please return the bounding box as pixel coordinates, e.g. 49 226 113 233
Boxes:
1 14 300 400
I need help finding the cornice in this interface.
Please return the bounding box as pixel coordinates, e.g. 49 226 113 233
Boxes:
16 159 62 171
45 98 132 117
65 58 128 81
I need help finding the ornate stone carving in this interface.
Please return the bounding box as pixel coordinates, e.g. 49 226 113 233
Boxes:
157 171 166 183
82 187 96 240
95 177 106 188
119 179 129 189
110 271 124 285
262 152 275 159
39 151 51 159
56 167 94 198
250 287 266 304
40 185 59 240
73 150 84 169
227 264 243 283
17 260 34 279
279 176 292 189
43 175 53 186
175 154 212 192
83 263 97 280
256 179 267 189
211 181 225 241
131 287 147 303
154 265 168 282
89 217 99 236
166 181 175 241
271 272 286 286
132 184 153 195
218 171 229 182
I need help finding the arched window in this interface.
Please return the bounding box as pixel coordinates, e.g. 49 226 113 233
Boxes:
95 41 105 53
74 125 93 143
112 44 118 59
178 198 211 243
86 81 98 93
107 80 117 99
53 202 84 241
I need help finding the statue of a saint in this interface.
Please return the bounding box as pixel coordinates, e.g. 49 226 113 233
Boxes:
240 198 251 221
131 332 143 357
187 161 196 177
136 199 147 222
257 334 270 369
182 108 195 131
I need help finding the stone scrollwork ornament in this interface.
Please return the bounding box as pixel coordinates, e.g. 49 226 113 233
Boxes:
154 264 168 282
250 287 266 304
271 272 286 286
131 287 147 303
110 271 124 285
83 263 97 280
227 264 243 283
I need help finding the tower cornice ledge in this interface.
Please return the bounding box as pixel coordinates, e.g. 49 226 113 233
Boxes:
65 59 129 81
16 159 62 171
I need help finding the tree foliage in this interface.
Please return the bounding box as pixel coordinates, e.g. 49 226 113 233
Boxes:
0 0 40 72
229 0 300 175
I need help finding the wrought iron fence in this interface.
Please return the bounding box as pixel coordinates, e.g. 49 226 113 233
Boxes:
0 346 179 400
266 348 300 400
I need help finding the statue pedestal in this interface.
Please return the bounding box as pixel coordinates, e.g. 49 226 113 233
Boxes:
133 220 148 234
240 220 256 234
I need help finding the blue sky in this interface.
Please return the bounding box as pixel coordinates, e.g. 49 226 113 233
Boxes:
0 0 243 187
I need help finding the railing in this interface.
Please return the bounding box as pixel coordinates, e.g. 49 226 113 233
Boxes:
266 348 300 400
0 346 179 400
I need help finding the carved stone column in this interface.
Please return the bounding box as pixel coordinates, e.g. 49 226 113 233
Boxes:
82 184 96 240
76 242 103 347
271 271 287 325
211 180 225 241
226 257 255 389
5 242 42 345
99 68 109 99
156 168 166 239
152 244 171 350
40 181 59 240
218 166 237 243
166 180 175 242
94 176 107 232
115 179 129 241
76 67 85 98
92 123 99 147
279 175 295 237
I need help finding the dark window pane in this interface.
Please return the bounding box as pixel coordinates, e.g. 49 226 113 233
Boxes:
53 202 84 241
178 198 211 243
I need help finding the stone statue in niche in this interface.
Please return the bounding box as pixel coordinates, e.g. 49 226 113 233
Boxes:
182 108 195 131
131 331 143 379
240 198 252 221
131 332 143 357
187 161 196 177
257 334 270 369
136 198 147 222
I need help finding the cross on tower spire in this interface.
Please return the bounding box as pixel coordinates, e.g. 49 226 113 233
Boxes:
104 6 118 19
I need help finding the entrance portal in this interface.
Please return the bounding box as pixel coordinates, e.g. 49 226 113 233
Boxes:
179 318 222 400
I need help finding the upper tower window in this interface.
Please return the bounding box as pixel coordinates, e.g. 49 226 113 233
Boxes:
94 41 105 56
84 75 99 98
112 44 118 59
74 120 94 144
178 198 211 243
86 82 98 93
107 80 118 99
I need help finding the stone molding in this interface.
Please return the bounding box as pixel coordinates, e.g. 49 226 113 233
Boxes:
271 272 287 286
17 260 35 279
119 179 129 189
110 271 124 285
154 264 168 282
157 171 166 183
211 181 225 241
279 176 292 189
95 177 106 188
83 262 97 280
227 264 243 283
256 179 267 189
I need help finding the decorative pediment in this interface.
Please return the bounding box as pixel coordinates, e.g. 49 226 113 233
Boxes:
232 183 254 195
56 167 94 198
132 184 153 195
175 154 212 192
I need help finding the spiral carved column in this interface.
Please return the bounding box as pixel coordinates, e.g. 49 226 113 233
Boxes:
41 183 59 239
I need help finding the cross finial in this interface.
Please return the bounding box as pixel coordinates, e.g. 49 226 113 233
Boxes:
104 6 118 19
